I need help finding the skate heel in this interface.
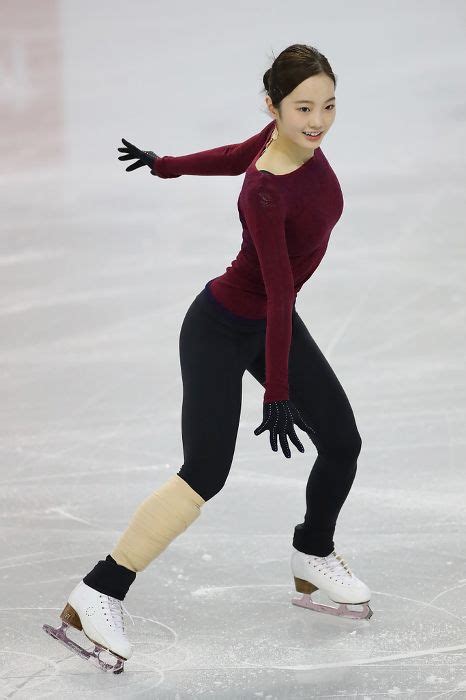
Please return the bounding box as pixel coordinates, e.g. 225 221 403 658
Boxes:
60 603 82 630
294 576 318 594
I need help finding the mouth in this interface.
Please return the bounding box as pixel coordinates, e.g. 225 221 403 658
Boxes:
302 131 324 141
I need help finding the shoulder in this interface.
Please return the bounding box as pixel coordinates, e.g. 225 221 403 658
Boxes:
241 173 286 214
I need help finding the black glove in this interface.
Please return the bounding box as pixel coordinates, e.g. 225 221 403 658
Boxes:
253 399 316 458
117 138 159 172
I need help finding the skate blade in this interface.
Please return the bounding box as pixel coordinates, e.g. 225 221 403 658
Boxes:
42 621 125 673
291 593 373 620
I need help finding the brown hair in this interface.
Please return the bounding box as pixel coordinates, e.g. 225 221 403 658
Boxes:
261 43 337 113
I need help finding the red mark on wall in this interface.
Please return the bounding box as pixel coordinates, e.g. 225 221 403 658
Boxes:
0 0 63 173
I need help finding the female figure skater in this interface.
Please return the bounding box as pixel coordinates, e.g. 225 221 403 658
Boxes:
43 43 372 674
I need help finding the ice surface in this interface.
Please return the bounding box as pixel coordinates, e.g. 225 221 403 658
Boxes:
1 0 466 697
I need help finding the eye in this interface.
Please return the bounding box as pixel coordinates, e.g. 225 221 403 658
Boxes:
299 105 335 112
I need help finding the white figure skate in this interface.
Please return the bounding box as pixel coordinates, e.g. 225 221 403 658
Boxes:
42 580 135 673
291 546 373 620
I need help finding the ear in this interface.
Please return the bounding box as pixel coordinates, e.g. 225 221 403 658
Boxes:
264 96 277 121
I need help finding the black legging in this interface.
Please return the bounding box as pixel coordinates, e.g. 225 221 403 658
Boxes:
177 286 362 557
83 285 362 599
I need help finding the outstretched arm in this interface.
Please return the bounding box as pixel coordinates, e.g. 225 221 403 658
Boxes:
151 120 275 178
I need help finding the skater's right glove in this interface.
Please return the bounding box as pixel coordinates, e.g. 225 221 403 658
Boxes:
253 399 316 459
117 138 160 173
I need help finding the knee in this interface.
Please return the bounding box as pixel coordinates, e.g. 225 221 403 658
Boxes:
322 428 362 462
190 481 226 503
176 467 227 503
351 430 363 457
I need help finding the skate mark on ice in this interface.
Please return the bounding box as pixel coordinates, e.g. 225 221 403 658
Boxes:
0 550 48 566
0 285 148 317
402 579 466 623
0 650 60 697
192 585 466 626
0 461 170 487
42 507 93 526
0 552 105 572
263 641 466 671
429 682 466 700
192 583 287 596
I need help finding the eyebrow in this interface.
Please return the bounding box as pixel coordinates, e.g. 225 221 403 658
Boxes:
293 97 336 103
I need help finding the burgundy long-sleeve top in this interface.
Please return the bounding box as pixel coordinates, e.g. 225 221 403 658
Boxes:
151 120 344 403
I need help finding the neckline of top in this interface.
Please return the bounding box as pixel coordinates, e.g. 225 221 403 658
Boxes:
253 145 319 178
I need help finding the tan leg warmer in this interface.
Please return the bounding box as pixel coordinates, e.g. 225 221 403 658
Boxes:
111 474 205 572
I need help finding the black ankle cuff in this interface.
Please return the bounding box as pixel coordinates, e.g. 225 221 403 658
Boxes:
293 525 334 557
83 554 136 601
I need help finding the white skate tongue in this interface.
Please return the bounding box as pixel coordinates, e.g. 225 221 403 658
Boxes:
108 596 135 630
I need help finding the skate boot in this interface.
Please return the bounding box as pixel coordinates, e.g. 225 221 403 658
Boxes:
290 546 373 620
42 580 135 673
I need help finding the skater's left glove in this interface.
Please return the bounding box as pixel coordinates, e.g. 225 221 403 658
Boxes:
117 138 159 172
253 399 316 459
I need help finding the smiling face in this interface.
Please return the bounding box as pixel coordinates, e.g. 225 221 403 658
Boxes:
265 73 336 161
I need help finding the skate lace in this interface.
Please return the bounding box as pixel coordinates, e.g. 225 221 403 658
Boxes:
108 596 135 632
321 552 353 580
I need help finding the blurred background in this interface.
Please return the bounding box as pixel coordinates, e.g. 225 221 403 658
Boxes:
1 0 465 697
